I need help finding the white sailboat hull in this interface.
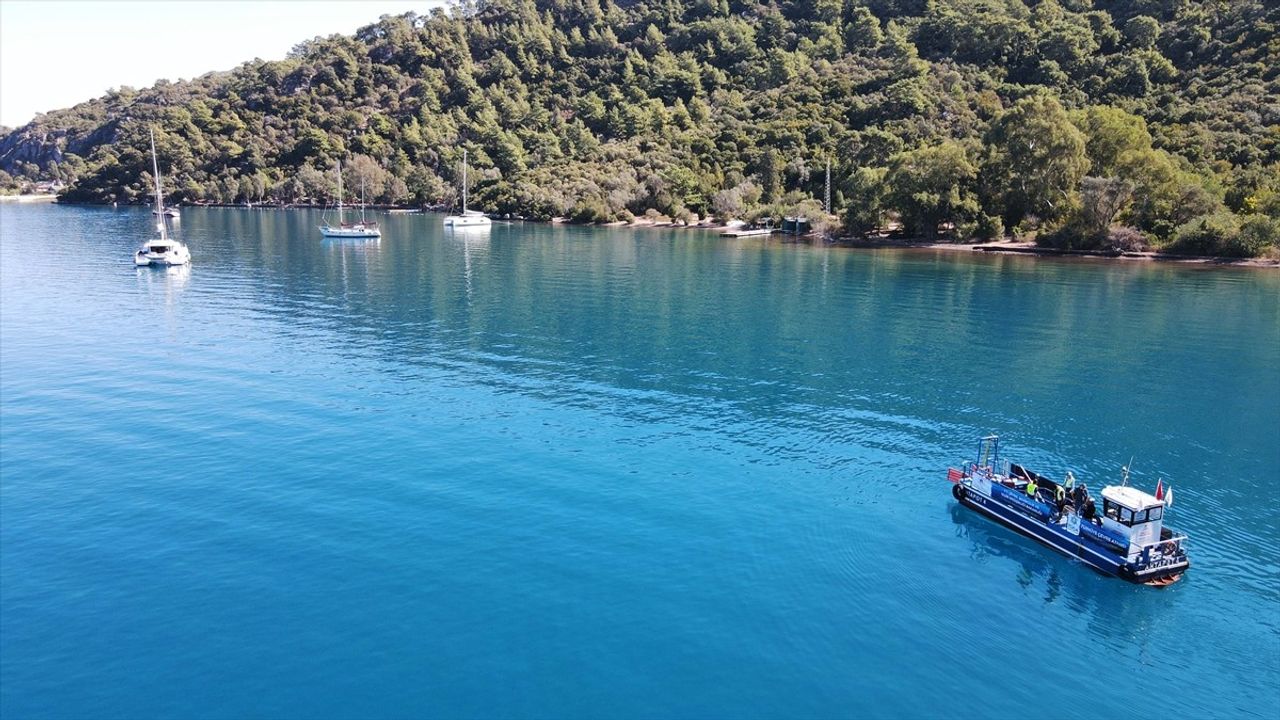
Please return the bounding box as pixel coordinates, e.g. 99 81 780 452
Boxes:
135 245 191 266
320 223 381 238
443 215 491 228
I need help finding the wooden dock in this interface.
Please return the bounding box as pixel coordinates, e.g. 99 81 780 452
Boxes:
720 227 774 238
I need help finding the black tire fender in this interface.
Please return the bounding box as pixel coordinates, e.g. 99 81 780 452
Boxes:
952 483 965 501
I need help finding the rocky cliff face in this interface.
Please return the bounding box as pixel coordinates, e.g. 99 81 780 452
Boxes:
0 117 120 175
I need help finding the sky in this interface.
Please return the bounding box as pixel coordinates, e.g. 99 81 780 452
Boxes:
0 0 444 128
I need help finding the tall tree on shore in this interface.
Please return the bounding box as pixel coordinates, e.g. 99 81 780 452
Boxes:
983 95 1089 231
885 141 980 238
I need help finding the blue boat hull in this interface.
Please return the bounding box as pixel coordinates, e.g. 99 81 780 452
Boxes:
953 484 1187 584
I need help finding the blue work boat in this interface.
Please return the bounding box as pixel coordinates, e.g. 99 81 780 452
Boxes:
948 436 1189 586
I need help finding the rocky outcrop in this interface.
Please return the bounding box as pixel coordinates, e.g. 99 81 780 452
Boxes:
0 117 120 174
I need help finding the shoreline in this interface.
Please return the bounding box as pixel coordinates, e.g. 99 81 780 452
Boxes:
37 200 1279 267
827 238 1280 268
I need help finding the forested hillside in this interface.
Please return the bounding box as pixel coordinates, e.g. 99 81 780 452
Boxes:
2 0 1277 255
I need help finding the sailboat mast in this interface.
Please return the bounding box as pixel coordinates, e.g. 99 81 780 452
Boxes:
150 127 167 241
336 161 345 224
462 149 468 214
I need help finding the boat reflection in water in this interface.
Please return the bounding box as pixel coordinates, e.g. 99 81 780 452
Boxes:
135 261 190 288
948 503 1167 653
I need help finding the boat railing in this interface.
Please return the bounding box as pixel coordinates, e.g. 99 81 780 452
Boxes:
1133 534 1188 563
967 459 1012 481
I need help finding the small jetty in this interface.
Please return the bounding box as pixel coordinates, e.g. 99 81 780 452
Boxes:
949 436 1189 586
720 224 774 238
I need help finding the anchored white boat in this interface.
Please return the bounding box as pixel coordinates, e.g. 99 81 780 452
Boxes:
443 149 490 229
720 221 774 237
320 161 380 238
135 128 191 267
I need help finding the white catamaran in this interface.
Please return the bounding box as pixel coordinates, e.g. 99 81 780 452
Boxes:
320 161 380 238
135 127 191 267
443 149 490 229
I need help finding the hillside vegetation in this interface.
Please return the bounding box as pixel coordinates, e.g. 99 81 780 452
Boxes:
1 0 1277 256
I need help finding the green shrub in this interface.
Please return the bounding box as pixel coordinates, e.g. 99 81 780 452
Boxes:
1038 221 1148 252
569 197 611 223
1167 212 1242 256
1036 221 1094 250
1106 226 1149 252
1223 214 1280 257
973 214 1003 241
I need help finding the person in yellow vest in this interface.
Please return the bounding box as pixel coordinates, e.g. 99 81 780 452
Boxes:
1026 477 1038 500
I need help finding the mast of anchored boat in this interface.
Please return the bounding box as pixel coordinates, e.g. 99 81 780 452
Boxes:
150 128 167 242
336 161 345 225
462 149 469 215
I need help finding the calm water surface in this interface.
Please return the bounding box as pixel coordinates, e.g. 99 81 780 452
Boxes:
2 204 1278 718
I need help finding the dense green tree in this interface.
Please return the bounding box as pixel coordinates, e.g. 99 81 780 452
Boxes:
759 149 784 204
840 166 888 235
885 141 980 237
1123 15 1160 49
843 7 883 50
1078 176 1133 238
711 179 763 220
1114 148 1220 239
983 95 1088 230
1070 106 1151 177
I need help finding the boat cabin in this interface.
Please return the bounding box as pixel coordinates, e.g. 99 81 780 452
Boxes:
1099 485 1165 556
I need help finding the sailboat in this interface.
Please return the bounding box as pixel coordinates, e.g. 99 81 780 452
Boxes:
443 149 490 229
319 161 380 238
135 127 191 267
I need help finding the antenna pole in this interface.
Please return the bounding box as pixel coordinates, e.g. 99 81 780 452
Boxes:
824 156 831 215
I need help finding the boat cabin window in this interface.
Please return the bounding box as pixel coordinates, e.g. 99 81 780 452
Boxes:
1103 499 1148 526
1148 506 1163 521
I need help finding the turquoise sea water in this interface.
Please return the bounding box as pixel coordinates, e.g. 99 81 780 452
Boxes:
2 203 1278 718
